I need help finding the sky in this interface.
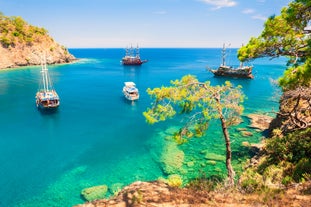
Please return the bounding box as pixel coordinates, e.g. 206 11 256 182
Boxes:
0 0 292 48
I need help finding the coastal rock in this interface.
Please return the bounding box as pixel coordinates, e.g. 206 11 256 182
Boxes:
75 181 173 207
269 87 311 134
0 15 76 69
0 39 76 69
247 114 274 131
75 180 311 207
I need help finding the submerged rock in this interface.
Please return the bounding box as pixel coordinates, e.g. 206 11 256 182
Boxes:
247 114 274 131
81 185 108 201
204 152 225 162
160 141 185 174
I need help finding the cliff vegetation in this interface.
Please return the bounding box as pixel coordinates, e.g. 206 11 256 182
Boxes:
0 12 75 69
76 1 311 206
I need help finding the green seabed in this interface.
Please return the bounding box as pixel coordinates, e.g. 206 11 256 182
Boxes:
16 116 265 207
1 48 286 207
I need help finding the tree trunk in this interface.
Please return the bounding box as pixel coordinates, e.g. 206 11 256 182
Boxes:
216 97 235 186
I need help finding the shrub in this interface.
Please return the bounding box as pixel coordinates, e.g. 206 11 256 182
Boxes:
282 175 293 186
188 175 222 192
167 174 183 187
239 169 263 193
0 36 12 47
293 158 311 182
266 128 311 164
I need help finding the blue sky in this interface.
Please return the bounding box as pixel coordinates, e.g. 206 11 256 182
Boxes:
0 0 291 48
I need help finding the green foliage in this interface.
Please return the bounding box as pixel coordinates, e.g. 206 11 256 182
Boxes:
237 0 311 90
144 75 244 186
239 168 264 193
265 127 311 163
279 59 311 90
293 158 311 182
262 164 284 185
282 175 293 186
143 75 244 141
0 13 48 48
188 175 223 192
0 36 11 48
167 174 183 187
242 128 311 190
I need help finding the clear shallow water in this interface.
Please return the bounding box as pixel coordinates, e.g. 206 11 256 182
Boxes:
0 48 287 207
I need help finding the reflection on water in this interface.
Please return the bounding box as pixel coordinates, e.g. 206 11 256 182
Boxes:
123 65 141 78
37 107 60 116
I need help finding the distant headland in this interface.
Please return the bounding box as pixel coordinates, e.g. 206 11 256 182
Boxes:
0 13 76 69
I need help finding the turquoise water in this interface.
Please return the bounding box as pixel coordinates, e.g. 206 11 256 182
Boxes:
0 48 287 207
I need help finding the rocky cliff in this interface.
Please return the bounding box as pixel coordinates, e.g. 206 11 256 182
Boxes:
269 87 311 135
0 14 75 69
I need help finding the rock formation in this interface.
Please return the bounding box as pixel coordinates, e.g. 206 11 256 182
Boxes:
247 114 274 131
0 15 75 69
269 87 311 134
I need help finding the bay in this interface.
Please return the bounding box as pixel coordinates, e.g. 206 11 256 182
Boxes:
0 48 286 207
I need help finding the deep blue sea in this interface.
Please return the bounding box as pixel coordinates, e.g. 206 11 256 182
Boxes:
0 48 287 207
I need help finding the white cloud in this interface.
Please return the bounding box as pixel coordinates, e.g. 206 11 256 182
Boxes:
242 9 255 14
252 14 267 21
199 0 237 9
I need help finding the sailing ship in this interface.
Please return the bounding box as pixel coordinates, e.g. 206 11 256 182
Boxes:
121 45 148 65
208 44 254 79
35 60 60 109
123 82 139 101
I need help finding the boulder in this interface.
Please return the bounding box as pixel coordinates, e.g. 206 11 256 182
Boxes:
247 114 274 131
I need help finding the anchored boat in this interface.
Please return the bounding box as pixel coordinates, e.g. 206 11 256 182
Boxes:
208 44 254 79
123 82 139 101
121 45 147 65
35 61 60 109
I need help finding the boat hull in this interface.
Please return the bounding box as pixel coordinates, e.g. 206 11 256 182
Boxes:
122 82 139 101
123 92 139 101
36 100 60 109
207 44 254 79
209 66 254 79
36 91 60 109
122 58 147 66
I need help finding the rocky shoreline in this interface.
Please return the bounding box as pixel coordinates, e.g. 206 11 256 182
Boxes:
0 14 76 69
74 180 311 207
0 40 76 69
75 98 311 207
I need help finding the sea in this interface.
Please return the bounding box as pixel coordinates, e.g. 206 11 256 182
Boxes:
0 48 287 207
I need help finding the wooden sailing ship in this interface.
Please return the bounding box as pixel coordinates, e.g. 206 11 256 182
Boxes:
35 60 60 109
208 44 254 79
121 45 148 65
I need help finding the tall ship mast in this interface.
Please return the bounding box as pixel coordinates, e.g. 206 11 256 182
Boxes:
207 44 254 79
121 45 148 66
35 58 60 109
